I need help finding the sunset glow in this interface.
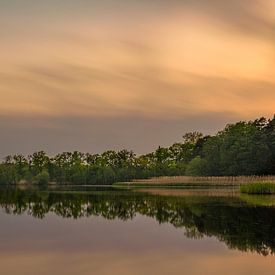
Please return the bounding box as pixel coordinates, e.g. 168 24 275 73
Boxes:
0 0 275 155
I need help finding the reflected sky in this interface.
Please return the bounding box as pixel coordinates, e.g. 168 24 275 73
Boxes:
0 211 274 275
0 186 274 274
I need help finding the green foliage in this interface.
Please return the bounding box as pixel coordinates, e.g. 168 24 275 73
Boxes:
185 157 208 176
240 183 275 194
202 118 274 176
35 170 50 185
0 115 274 185
0 164 18 184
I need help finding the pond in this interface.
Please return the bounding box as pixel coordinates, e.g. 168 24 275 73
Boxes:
0 186 274 275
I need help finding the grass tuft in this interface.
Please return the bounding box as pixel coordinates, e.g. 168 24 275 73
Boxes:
240 182 275 194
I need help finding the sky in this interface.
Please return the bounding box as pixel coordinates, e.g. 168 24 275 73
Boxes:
0 0 275 156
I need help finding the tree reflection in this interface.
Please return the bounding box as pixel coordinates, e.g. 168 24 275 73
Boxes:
0 187 274 256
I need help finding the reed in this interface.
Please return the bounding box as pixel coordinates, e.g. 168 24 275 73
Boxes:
121 175 275 186
240 182 275 194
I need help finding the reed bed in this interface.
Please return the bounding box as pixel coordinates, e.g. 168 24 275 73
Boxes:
240 182 275 194
137 188 239 197
121 175 275 186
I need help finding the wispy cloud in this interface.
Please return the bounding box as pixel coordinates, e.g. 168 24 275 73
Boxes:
0 0 274 154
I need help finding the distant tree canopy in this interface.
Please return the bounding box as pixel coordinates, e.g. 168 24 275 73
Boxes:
0 115 274 185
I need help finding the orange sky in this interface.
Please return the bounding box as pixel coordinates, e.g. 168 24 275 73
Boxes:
0 1 274 155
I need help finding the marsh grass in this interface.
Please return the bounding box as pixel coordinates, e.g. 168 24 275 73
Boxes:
117 175 275 186
240 182 275 194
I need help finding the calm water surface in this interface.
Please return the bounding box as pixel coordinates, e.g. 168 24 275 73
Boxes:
0 186 274 275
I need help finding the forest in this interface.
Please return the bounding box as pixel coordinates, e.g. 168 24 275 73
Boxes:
0 116 274 185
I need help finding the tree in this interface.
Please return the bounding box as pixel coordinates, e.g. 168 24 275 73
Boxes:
183 132 203 144
185 157 209 176
203 121 271 176
28 151 50 175
35 170 50 185
264 116 275 174
0 115 274 185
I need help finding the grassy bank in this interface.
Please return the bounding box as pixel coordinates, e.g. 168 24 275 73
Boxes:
240 182 275 194
115 175 275 187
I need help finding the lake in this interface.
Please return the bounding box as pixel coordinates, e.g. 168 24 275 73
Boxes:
0 186 274 275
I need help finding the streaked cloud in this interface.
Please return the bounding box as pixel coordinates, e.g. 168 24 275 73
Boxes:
0 0 274 154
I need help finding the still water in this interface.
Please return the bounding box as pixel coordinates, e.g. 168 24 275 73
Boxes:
0 186 274 275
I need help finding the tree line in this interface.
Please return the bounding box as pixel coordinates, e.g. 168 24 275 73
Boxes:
0 115 274 185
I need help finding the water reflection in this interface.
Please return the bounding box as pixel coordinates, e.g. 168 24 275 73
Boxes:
0 186 274 256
